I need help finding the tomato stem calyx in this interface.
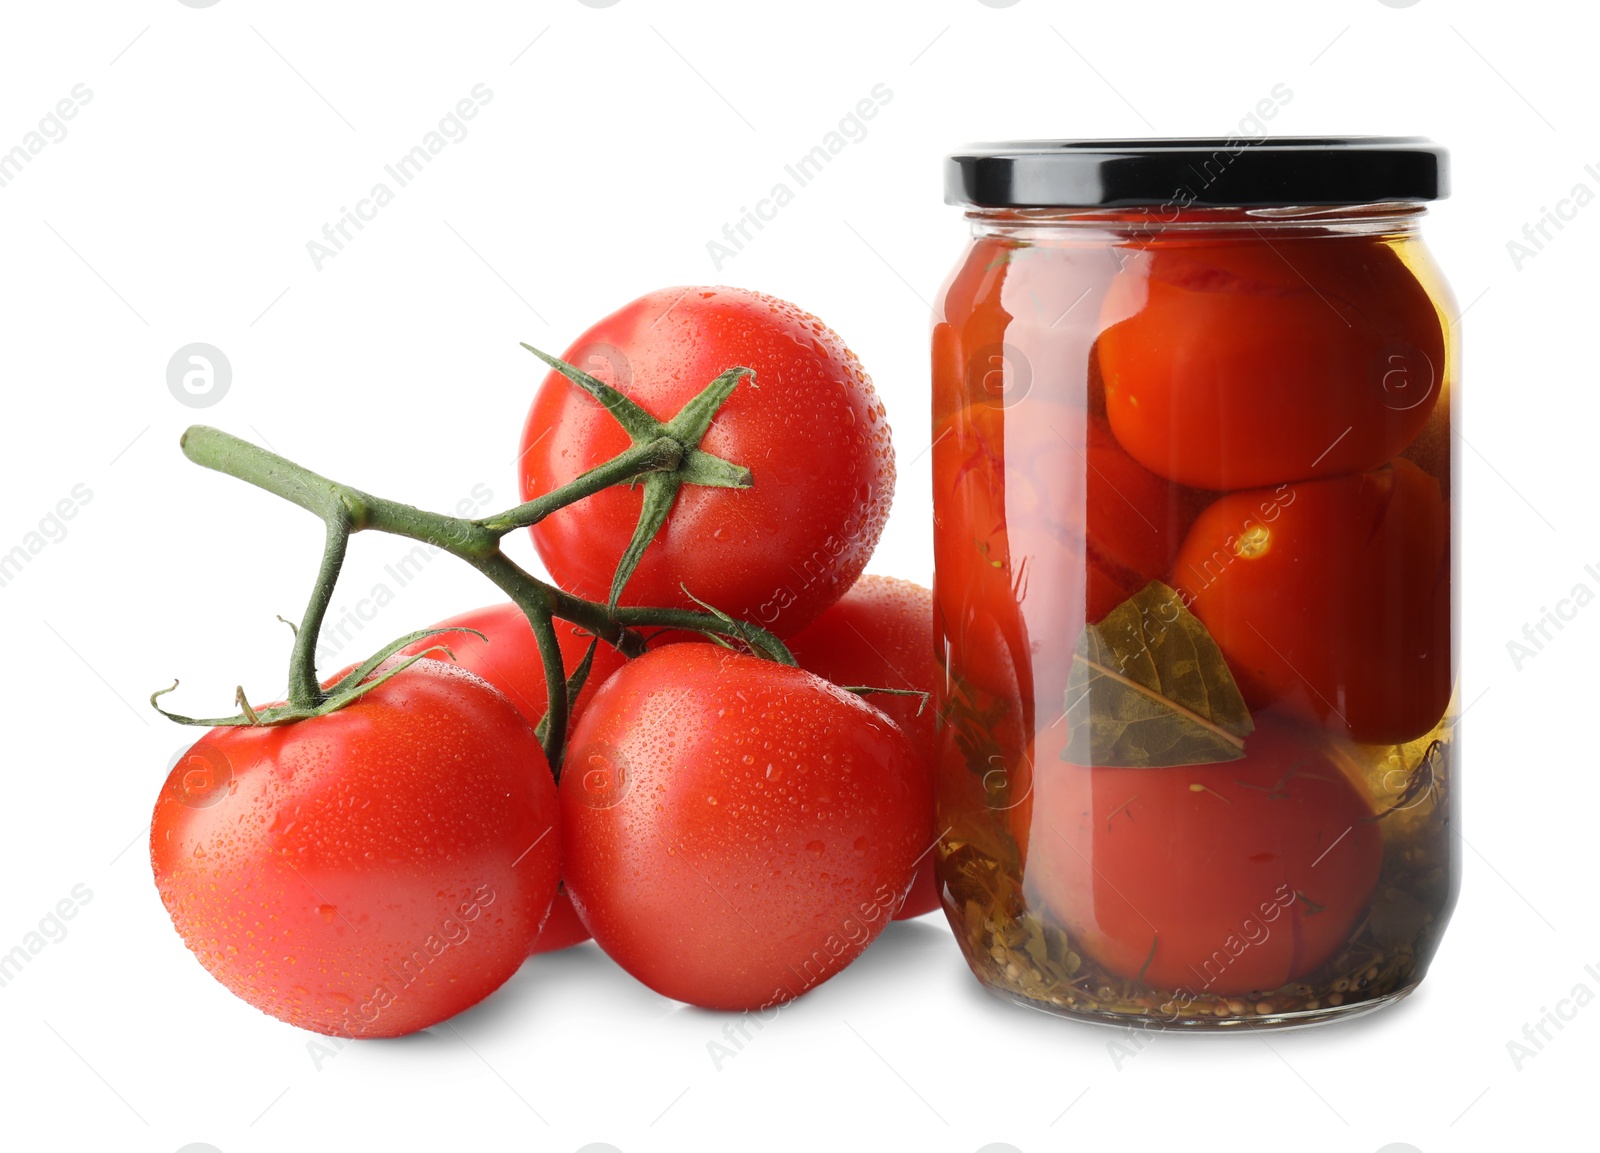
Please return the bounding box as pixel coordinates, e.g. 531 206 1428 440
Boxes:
517 344 755 607
676 584 792 663
151 629 482 728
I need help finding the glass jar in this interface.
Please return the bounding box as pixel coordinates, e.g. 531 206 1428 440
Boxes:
932 139 1458 1029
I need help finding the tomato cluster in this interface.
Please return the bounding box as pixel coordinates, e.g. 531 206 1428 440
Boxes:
934 229 1455 998
152 288 942 1036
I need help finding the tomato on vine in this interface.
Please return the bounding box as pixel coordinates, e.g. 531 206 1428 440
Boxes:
559 645 931 1010
408 604 625 733
519 287 895 636
151 660 560 1037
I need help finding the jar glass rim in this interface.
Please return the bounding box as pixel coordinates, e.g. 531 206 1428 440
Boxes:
965 201 1429 239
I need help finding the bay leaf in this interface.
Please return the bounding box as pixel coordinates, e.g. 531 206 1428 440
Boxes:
1062 581 1254 768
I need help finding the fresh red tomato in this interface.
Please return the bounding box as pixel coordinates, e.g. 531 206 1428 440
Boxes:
408 603 626 954
1171 458 1451 744
932 398 1196 705
1020 719 1382 996
785 575 943 918
519 286 895 637
151 661 561 1037
529 892 591 954
1098 236 1445 490
408 603 626 732
560 644 931 1011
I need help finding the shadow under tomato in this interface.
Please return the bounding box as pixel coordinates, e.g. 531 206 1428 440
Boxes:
789 919 958 1012
357 1027 455 1053
441 941 680 1040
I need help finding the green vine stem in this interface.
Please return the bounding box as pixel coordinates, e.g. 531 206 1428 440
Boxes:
288 521 350 710
169 357 794 770
478 437 683 534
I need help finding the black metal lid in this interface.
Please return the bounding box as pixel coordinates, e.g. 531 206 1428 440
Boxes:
945 137 1449 208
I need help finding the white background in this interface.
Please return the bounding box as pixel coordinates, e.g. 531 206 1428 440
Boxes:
0 1 1590 1151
